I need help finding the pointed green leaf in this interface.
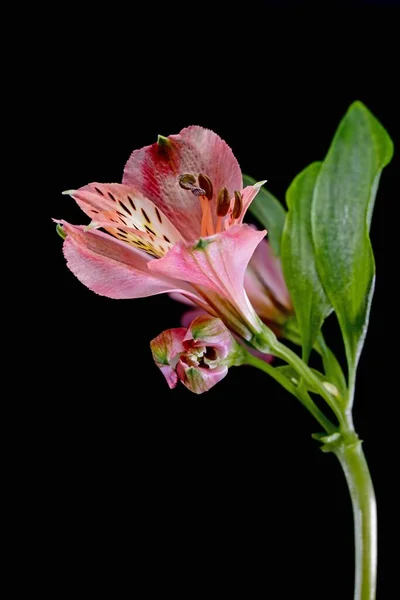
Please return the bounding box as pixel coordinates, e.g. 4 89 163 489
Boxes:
244 174 286 256
281 163 332 363
312 101 393 398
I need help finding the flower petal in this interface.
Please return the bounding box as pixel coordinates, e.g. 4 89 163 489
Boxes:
64 183 182 257
61 222 199 300
149 225 266 339
237 182 267 223
176 361 228 394
123 126 242 241
150 327 186 389
247 238 293 315
184 316 233 357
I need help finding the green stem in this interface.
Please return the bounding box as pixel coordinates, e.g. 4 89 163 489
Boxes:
270 337 345 427
335 439 377 600
244 353 336 434
254 326 376 598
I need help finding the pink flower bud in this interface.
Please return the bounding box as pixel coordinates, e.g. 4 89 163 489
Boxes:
150 316 244 394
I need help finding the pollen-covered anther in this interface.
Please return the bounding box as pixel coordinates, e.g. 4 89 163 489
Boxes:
198 174 214 201
216 187 231 217
232 191 243 219
178 174 206 196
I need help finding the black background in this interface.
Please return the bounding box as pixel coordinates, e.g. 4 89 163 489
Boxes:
46 2 399 597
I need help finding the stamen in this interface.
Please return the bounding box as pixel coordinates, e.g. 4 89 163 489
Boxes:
204 198 214 236
179 174 215 236
198 173 214 200
178 173 196 189
178 174 205 196
232 191 243 219
216 187 230 217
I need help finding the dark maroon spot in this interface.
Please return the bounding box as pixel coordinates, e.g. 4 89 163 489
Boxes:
108 192 116 201
133 224 140 230
91 209 99 214
155 207 162 223
117 227 127 235
163 235 171 243
119 201 132 216
145 225 156 236
141 208 150 223
127 196 136 211
94 187 104 196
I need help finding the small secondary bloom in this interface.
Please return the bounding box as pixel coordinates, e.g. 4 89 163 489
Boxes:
150 316 245 394
57 126 269 346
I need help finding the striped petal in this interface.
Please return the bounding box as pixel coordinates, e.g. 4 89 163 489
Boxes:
61 222 198 300
150 327 186 389
176 362 228 394
64 183 182 257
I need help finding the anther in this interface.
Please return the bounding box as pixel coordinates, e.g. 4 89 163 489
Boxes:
198 173 213 200
178 174 197 189
216 187 231 217
232 191 243 219
178 174 206 196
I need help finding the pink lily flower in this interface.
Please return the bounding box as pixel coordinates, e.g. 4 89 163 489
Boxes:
150 316 245 394
58 126 269 347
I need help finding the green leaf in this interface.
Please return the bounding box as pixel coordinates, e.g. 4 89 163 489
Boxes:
244 174 286 256
312 101 393 399
281 163 332 363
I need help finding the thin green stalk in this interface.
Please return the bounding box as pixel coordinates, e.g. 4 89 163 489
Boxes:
254 327 376 598
244 353 336 434
260 329 345 427
335 438 377 600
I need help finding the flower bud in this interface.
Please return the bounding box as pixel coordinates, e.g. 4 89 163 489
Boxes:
150 316 245 394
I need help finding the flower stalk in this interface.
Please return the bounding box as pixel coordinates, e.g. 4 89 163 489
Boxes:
335 439 377 600
247 340 377 600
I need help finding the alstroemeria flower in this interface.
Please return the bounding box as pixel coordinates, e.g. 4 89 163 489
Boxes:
150 316 245 394
58 126 269 347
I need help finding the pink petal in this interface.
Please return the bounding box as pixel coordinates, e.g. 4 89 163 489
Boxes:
150 327 186 389
158 366 179 389
149 225 266 340
61 222 198 300
176 361 228 394
184 316 233 357
123 126 242 241
168 292 196 307
244 269 284 324
237 182 266 223
64 183 182 257
247 238 292 314
180 309 206 328
180 309 273 364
